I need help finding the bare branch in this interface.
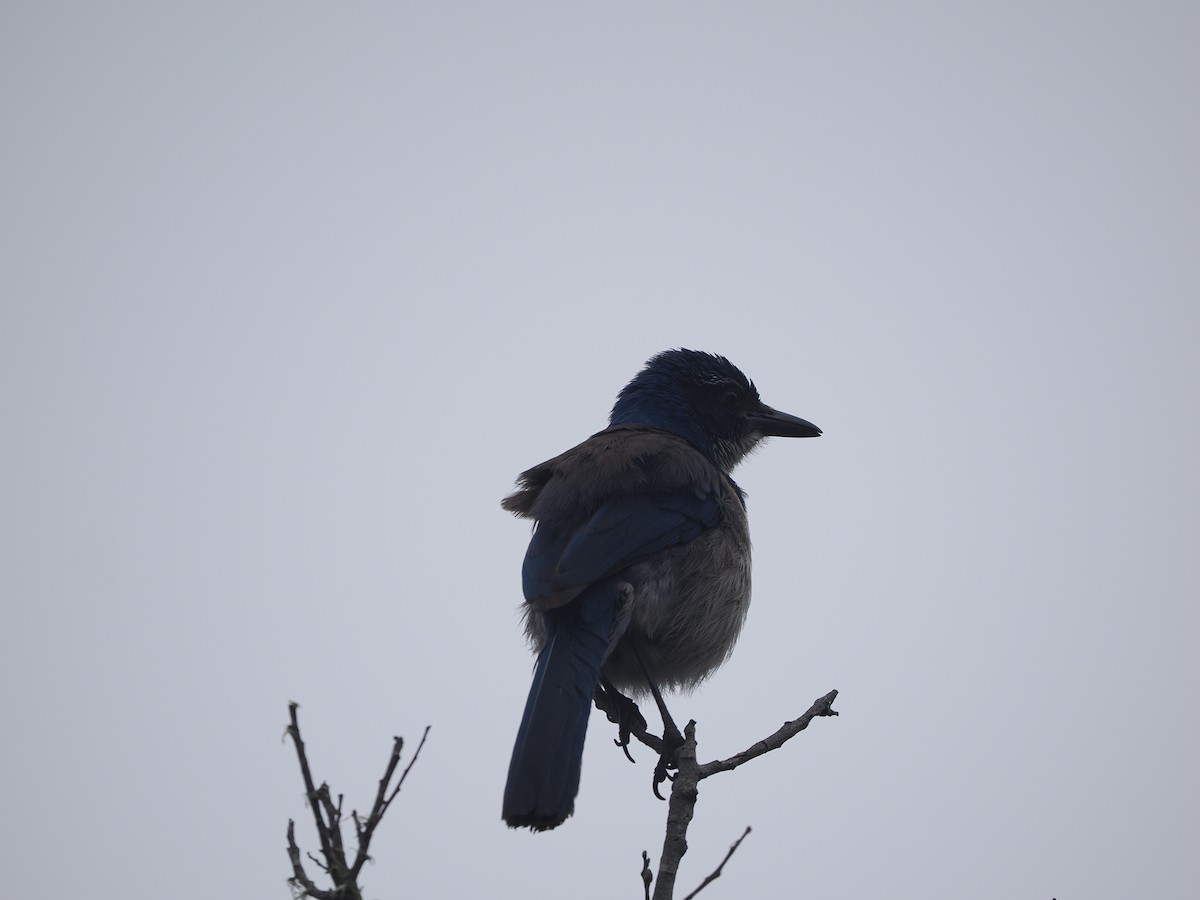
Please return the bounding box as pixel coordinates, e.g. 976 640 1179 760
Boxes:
285 820 337 900
652 720 700 900
698 689 838 779
285 703 429 899
649 689 839 900
286 704 341 880
680 826 751 900
349 726 431 881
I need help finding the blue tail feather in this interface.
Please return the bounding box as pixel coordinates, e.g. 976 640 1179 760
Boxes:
502 580 617 830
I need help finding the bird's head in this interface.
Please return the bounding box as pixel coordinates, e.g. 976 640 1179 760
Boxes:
609 349 821 471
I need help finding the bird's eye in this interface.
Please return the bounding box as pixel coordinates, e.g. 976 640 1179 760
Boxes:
721 389 740 406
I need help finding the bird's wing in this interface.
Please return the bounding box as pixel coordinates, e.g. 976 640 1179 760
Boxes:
521 488 721 608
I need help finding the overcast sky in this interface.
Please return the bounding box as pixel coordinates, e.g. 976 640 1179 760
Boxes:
2 3 1197 898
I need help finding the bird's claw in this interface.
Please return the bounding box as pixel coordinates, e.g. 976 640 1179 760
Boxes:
652 766 674 800
651 722 685 800
594 683 648 764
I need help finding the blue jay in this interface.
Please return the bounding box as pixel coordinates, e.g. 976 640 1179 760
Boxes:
502 349 820 831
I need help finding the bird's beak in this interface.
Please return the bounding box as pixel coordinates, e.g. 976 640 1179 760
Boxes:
750 405 822 438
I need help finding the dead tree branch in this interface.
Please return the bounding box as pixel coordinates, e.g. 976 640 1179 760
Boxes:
680 826 752 900
699 689 840 778
284 702 430 900
646 689 839 900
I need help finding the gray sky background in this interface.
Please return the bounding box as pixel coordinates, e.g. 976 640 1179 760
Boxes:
2 3 1197 898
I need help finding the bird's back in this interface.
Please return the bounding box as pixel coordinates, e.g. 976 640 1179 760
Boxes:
505 425 752 694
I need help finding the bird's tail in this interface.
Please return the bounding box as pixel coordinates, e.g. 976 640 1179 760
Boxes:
502 582 617 831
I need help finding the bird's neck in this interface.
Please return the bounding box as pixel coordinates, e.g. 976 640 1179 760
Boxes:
610 395 741 472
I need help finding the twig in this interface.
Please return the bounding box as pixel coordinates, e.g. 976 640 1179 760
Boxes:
286 820 337 900
680 826 752 900
698 690 839 779
284 702 430 899
349 727 430 881
286 704 340 879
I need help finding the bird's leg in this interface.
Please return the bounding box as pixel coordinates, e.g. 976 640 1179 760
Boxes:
630 644 685 799
594 678 653 763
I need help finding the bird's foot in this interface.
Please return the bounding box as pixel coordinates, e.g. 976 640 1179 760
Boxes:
594 681 651 763
651 720 684 799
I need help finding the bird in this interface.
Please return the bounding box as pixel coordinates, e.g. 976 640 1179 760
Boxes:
501 349 820 831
